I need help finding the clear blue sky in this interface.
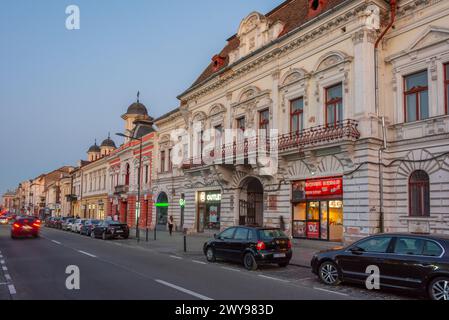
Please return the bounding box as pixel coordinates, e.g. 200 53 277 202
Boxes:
0 0 284 194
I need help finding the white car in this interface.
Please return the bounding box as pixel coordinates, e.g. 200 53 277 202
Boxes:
72 219 86 233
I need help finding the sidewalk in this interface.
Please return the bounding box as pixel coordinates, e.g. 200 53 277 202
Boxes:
124 229 343 268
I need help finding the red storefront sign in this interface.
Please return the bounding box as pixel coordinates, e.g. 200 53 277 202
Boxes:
306 222 320 239
305 177 343 198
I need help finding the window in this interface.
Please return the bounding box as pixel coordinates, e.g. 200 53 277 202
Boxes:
237 117 246 141
325 84 343 126
259 109 270 131
160 151 165 173
144 165 149 184
290 98 304 133
353 236 393 253
409 170 430 217
125 164 130 186
423 240 443 257
168 149 173 172
219 228 236 240
214 125 223 149
404 71 429 122
234 228 249 241
394 238 424 255
445 63 449 115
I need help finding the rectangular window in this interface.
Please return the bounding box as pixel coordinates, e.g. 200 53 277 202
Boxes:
160 150 165 173
168 149 173 172
237 117 245 142
214 125 223 149
290 97 304 133
259 109 270 131
144 165 149 184
445 63 449 115
404 70 429 122
325 84 343 126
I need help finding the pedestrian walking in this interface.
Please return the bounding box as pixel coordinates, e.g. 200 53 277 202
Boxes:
168 215 174 236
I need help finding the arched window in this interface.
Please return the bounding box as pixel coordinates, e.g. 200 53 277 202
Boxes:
409 170 430 217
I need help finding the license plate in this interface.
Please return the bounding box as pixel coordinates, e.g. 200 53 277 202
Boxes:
23 226 32 230
116 230 123 233
273 253 286 258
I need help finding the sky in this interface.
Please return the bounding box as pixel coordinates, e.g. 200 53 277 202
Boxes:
0 0 284 194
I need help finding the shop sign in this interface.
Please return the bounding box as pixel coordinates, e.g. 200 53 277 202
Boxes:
199 192 221 203
305 177 343 198
306 222 320 239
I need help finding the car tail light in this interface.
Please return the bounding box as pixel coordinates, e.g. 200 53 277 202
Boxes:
287 240 292 249
32 223 41 228
13 223 21 229
256 241 266 251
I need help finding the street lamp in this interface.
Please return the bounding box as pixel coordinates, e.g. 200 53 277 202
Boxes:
116 133 143 243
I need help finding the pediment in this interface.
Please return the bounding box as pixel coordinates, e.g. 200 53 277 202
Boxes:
408 26 449 52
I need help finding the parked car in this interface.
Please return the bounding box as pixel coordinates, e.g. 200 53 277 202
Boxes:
203 226 292 271
62 218 75 231
80 219 102 236
91 220 129 240
311 233 449 300
55 217 70 229
72 219 87 233
0 215 10 225
11 216 41 239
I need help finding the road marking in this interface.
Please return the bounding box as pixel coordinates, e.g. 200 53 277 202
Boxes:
221 266 241 272
0 255 3 258
169 255 182 260
192 260 206 265
2 266 7 271
155 279 213 301
51 240 62 245
0 282 8 285
258 275 289 283
78 250 97 258
313 287 349 297
8 284 16 295
0 260 5 265
4 274 11 281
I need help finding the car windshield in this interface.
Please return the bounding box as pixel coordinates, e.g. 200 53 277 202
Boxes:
91 220 101 224
258 229 287 240
107 221 124 226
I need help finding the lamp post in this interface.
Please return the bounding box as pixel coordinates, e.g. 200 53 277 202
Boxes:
116 133 143 242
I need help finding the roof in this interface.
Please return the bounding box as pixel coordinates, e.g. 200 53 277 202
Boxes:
154 107 181 123
100 137 117 149
87 143 101 153
126 102 148 116
181 0 348 96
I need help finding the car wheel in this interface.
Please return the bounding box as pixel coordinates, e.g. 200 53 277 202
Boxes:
278 262 289 268
91 231 96 239
429 277 449 301
11 234 15 239
243 252 257 271
318 261 341 286
206 247 216 263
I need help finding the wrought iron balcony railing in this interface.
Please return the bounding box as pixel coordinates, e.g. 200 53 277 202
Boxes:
180 120 360 170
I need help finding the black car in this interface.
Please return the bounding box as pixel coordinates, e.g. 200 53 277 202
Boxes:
311 233 449 300
91 220 129 240
80 219 102 236
203 226 292 271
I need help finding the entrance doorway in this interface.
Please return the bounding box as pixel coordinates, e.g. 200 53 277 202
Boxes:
239 177 264 226
156 192 168 230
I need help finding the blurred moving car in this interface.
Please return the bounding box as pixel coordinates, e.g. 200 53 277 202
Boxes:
311 233 449 300
62 218 75 231
91 220 129 240
11 216 41 239
80 219 102 236
0 214 10 225
203 226 292 271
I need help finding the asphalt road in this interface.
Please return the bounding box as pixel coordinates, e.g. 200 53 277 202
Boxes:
0 225 354 300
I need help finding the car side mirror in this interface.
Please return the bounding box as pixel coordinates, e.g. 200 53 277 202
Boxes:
349 247 364 255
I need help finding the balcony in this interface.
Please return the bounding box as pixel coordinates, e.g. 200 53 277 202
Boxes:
114 185 129 195
181 120 360 170
277 119 360 152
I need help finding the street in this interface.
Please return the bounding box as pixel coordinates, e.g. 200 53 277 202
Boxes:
0 225 413 300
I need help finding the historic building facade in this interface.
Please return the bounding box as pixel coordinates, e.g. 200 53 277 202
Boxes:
154 0 449 243
106 97 156 229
